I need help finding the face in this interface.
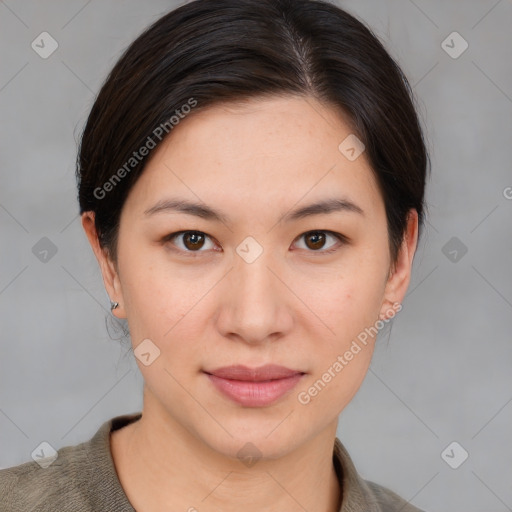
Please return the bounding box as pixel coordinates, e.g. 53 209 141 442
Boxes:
83 95 417 460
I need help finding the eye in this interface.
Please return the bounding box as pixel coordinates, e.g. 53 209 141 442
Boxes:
293 230 347 254
164 231 218 254
163 229 347 256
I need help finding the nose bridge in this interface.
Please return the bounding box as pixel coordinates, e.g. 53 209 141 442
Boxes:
219 238 291 343
236 245 275 300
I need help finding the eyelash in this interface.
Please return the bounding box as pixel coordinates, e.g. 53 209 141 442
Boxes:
162 230 348 257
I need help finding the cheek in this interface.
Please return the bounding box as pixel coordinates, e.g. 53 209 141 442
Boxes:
301 257 386 343
295 278 382 413
118 242 191 325
119 256 218 379
294 253 386 402
295 347 373 417
295 256 388 412
116 246 172 342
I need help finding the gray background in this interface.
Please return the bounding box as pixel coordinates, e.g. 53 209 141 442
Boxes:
1 1 511 511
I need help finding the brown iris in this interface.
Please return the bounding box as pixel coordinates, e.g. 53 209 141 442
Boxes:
304 231 327 250
182 231 206 250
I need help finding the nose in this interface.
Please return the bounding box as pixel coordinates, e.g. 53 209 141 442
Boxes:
215 246 294 345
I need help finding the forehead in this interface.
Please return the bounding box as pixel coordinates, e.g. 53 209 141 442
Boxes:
163 95 358 164
123 95 383 221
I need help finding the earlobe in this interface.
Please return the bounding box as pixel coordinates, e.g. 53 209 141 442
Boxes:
81 211 125 318
379 209 419 319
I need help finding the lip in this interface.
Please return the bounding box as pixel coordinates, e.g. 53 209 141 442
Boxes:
204 365 306 407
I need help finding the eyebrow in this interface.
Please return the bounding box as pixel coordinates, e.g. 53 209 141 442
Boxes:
143 197 364 223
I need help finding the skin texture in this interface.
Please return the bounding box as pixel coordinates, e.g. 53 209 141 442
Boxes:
82 95 418 512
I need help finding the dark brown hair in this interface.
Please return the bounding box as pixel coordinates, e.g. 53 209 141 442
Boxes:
76 0 429 266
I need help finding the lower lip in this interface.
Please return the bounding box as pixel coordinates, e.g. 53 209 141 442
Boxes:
205 372 305 407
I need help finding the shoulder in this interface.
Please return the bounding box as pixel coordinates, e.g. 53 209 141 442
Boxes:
0 413 141 512
333 438 427 512
363 479 426 512
0 441 91 512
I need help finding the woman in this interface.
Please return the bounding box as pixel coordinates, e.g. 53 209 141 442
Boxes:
0 0 430 510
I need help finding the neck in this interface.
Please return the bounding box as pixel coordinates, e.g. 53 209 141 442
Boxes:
111 399 342 512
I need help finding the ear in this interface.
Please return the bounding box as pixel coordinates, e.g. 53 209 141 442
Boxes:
81 211 126 318
379 209 419 320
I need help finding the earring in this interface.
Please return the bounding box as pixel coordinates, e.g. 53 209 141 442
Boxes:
110 300 119 311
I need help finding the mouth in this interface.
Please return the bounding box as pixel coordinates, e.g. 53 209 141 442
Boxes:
203 365 306 407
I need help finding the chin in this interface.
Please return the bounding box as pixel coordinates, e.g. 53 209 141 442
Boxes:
190 412 312 464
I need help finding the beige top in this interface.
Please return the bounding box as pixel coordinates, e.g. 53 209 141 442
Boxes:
0 412 425 511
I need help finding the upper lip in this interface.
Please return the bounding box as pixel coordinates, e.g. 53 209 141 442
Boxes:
204 364 304 381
